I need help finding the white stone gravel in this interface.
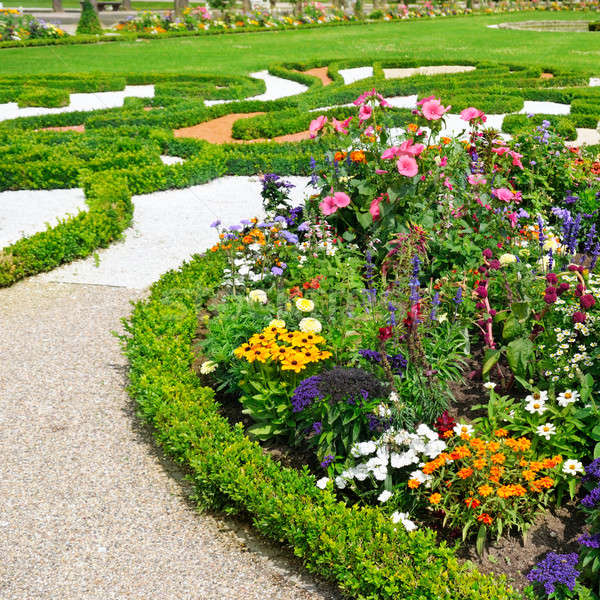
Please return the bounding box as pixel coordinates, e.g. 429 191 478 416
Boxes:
590 77 600 87
205 70 308 106
159 154 185 165
0 188 87 248
383 65 475 79
520 100 571 115
566 127 600 147
0 85 154 122
36 176 313 289
338 66 373 85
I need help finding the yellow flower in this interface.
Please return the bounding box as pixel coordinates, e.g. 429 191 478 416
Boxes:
295 297 315 312
299 317 322 333
269 318 286 329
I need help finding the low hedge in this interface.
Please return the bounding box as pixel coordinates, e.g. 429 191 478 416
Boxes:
502 113 578 140
122 250 522 600
0 171 132 287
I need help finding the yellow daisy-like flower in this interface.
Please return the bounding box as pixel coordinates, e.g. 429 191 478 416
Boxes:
295 297 315 312
268 319 286 329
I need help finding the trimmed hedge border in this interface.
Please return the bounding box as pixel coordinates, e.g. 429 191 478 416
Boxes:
0 171 132 286
122 251 522 600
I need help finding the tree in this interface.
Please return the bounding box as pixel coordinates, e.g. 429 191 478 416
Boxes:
52 0 63 12
77 0 102 34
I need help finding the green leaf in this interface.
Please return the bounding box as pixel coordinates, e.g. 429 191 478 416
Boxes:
247 423 276 440
476 524 487 556
591 425 600 441
595 442 600 459
356 211 373 229
482 349 501 376
511 301 530 321
342 230 356 242
502 316 520 340
506 338 534 376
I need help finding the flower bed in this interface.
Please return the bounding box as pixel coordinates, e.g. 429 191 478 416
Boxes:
0 9 67 42
186 91 600 597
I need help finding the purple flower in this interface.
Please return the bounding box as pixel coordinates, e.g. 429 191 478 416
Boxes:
359 349 381 362
297 221 310 232
271 266 284 276
581 485 600 509
578 532 600 548
210 220 221 228
312 421 323 435
320 454 334 468
279 230 299 245
454 287 463 305
292 376 323 412
537 215 546 248
565 190 579 205
240 219 252 225
229 224 242 232
526 552 579 595
430 291 440 321
585 458 600 480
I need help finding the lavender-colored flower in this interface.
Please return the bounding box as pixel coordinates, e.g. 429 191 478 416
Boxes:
411 254 421 277
359 349 381 363
537 215 546 248
240 218 252 225
210 220 221 228
297 221 311 232
271 266 284 276
567 213 582 255
565 190 579 205
430 291 440 321
516 208 529 219
286 206 303 228
312 421 323 435
526 552 579 595
280 230 299 245
547 248 554 271
388 301 397 326
320 454 334 468
292 376 323 412
584 224 597 255
309 156 319 186
578 532 600 548
590 242 600 271
585 458 600 480
454 287 463 305
229 224 242 232
388 353 407 375
581 485 600 509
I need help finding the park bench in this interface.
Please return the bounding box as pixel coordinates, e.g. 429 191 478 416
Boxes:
80 0 122 10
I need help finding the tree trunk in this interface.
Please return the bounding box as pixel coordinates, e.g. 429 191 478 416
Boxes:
121 0 131 9
242 0 251 15
174 0 188 17
52 0 63 11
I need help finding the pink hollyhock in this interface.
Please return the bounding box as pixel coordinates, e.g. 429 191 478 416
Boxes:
309 115 327 138
363 125 375 136
375 169 389 174
492 188 515 202
359 104 373 125
506 211 518 228
439 155 447 167
319 191 351 216
491 146 509 156
460 107 486 122
468 174 487 185
370 197 382 220
421 98 451 121
443 177 453 190
397 155 418 177
381 146 401 159
417 95 436 106
332 116 352 134
398 139 425 156
509 151 524 169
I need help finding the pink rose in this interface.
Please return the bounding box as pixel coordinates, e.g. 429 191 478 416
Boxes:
309 115 327 138
319 191 351 216
421 98 451 121
460 107 486 122
397 155 418 177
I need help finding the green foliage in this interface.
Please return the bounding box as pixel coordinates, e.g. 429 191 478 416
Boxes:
17 86 70 108
77 0 103 35
122 250 522 600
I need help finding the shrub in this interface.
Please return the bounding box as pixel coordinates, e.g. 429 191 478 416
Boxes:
76 0 102 35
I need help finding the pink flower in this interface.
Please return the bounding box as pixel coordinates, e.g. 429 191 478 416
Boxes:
468 174 487 185
369 197 382 220
319 191 351 216
491 146 509 156
375 169 389 174
332 116 352 134
359 104 372 125
381 146 400 159
397 155 418 177
398 139 425 156
363 125 375 136
506 211 518 228
439 155 447 167
421 99 451 121
509 151 524 169
443 177 453 190
417 95 436 106
492 188 515 202
460 107 486 122
309 115 327 138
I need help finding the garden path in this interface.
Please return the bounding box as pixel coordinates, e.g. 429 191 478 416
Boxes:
0 180 335 600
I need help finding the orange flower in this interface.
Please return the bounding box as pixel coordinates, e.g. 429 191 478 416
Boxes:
497 484 526 498
350 150 366 163
520 458 529 468
522 470 536 482
450 445 472 460
407 123 419 132
334 151 347 162
440 136 452 145
491 453 506 465
478 484 494 497
516 437 531 452
465 497 481 509
552 455 563 465
407 478 421 489
530 477 554 492
494 429 508 438
429 493 442 505
477 513 493 525
457 467 474 480
469 438 487 453
473 458 487 470
442 430 454 439
487 441 501 453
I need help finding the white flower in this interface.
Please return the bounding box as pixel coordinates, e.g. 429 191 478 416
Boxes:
268 318 286 329
334 476 347 489
391 511 417 532
543 238 561 252
199 360 218 375
536 423 557 440
376 404 392 418
390 450 419 469
557 390 579 407
248 289 268 304
316 476 330 489
372 464 388 481
353 464 370 481
453 423 474 437
423 439 447 459
409 469 427 483
525 398 547 415
562 459 584 476
389 391 399 404
295 297 315 312
483 382 496 390
299 317 322 333
357 441 377 456
499 253 517 266
416 424 439 441
378 490 393 503
525 390 548 404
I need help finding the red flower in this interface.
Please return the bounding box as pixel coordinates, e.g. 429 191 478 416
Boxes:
289 286 303 298
581 294 596 310
477 513 493 525
572 311 587 324
378 326 393 341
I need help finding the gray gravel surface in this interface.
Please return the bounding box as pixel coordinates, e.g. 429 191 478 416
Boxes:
0 280 341 600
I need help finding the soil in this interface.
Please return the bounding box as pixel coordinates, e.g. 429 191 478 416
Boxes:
173 112 311 144
37 125 85 133
303 67 333 86
540 72 554 79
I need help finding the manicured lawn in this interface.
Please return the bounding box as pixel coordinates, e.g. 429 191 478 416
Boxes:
1 11 600 75
0 0 202 8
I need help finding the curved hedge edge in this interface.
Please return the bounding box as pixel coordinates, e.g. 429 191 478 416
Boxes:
121 251 522 600
0 171 132 287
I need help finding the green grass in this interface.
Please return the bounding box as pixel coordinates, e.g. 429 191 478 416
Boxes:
1 11 600 75
0 0 204 8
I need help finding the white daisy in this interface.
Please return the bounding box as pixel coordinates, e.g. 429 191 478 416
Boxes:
316 477 330 489
525 399 547 415
483 382 496 390
536 423 557 440
453 423 474 437
557 390 579 407
562 459 584 476
378 490 393 503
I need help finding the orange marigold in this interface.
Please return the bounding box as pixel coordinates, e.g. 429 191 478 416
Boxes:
530 477 555 492
457 467 474 480
495 429 508 438
450 445 472 460
407 478 421 489
522 470 536 482
407 123 419 132
491 453 506 465
350 150 366 163
465 497 481 509
478 484 494 497
487 441 501 453
429 493 442 505
477 513 493 525
442 430 454 439
473 458 487 470
516 437 531 452
334 151 347 162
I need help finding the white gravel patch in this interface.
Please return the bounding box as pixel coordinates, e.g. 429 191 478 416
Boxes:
383 65 475 79
0 86 154 122
386 95 419 109
590 77 600 87
520 100 571 115
566 127 600 147
37 176 314 289
205 71 308 106
160 155 185 165
0 188 87 248
338 66 373 85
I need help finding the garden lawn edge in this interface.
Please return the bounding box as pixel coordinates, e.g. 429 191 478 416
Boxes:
121 250 522 600
0 171 132 287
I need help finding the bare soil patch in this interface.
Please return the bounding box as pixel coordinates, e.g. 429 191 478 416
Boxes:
303 67 333 86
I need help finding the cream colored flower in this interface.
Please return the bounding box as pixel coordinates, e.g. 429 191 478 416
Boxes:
295 297 315 312
248 289 268 304
499 253 517 266
200 360 218 374
299 317 322 333
269 318 286 329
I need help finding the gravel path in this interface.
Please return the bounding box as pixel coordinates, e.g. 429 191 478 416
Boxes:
0 279 340 600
